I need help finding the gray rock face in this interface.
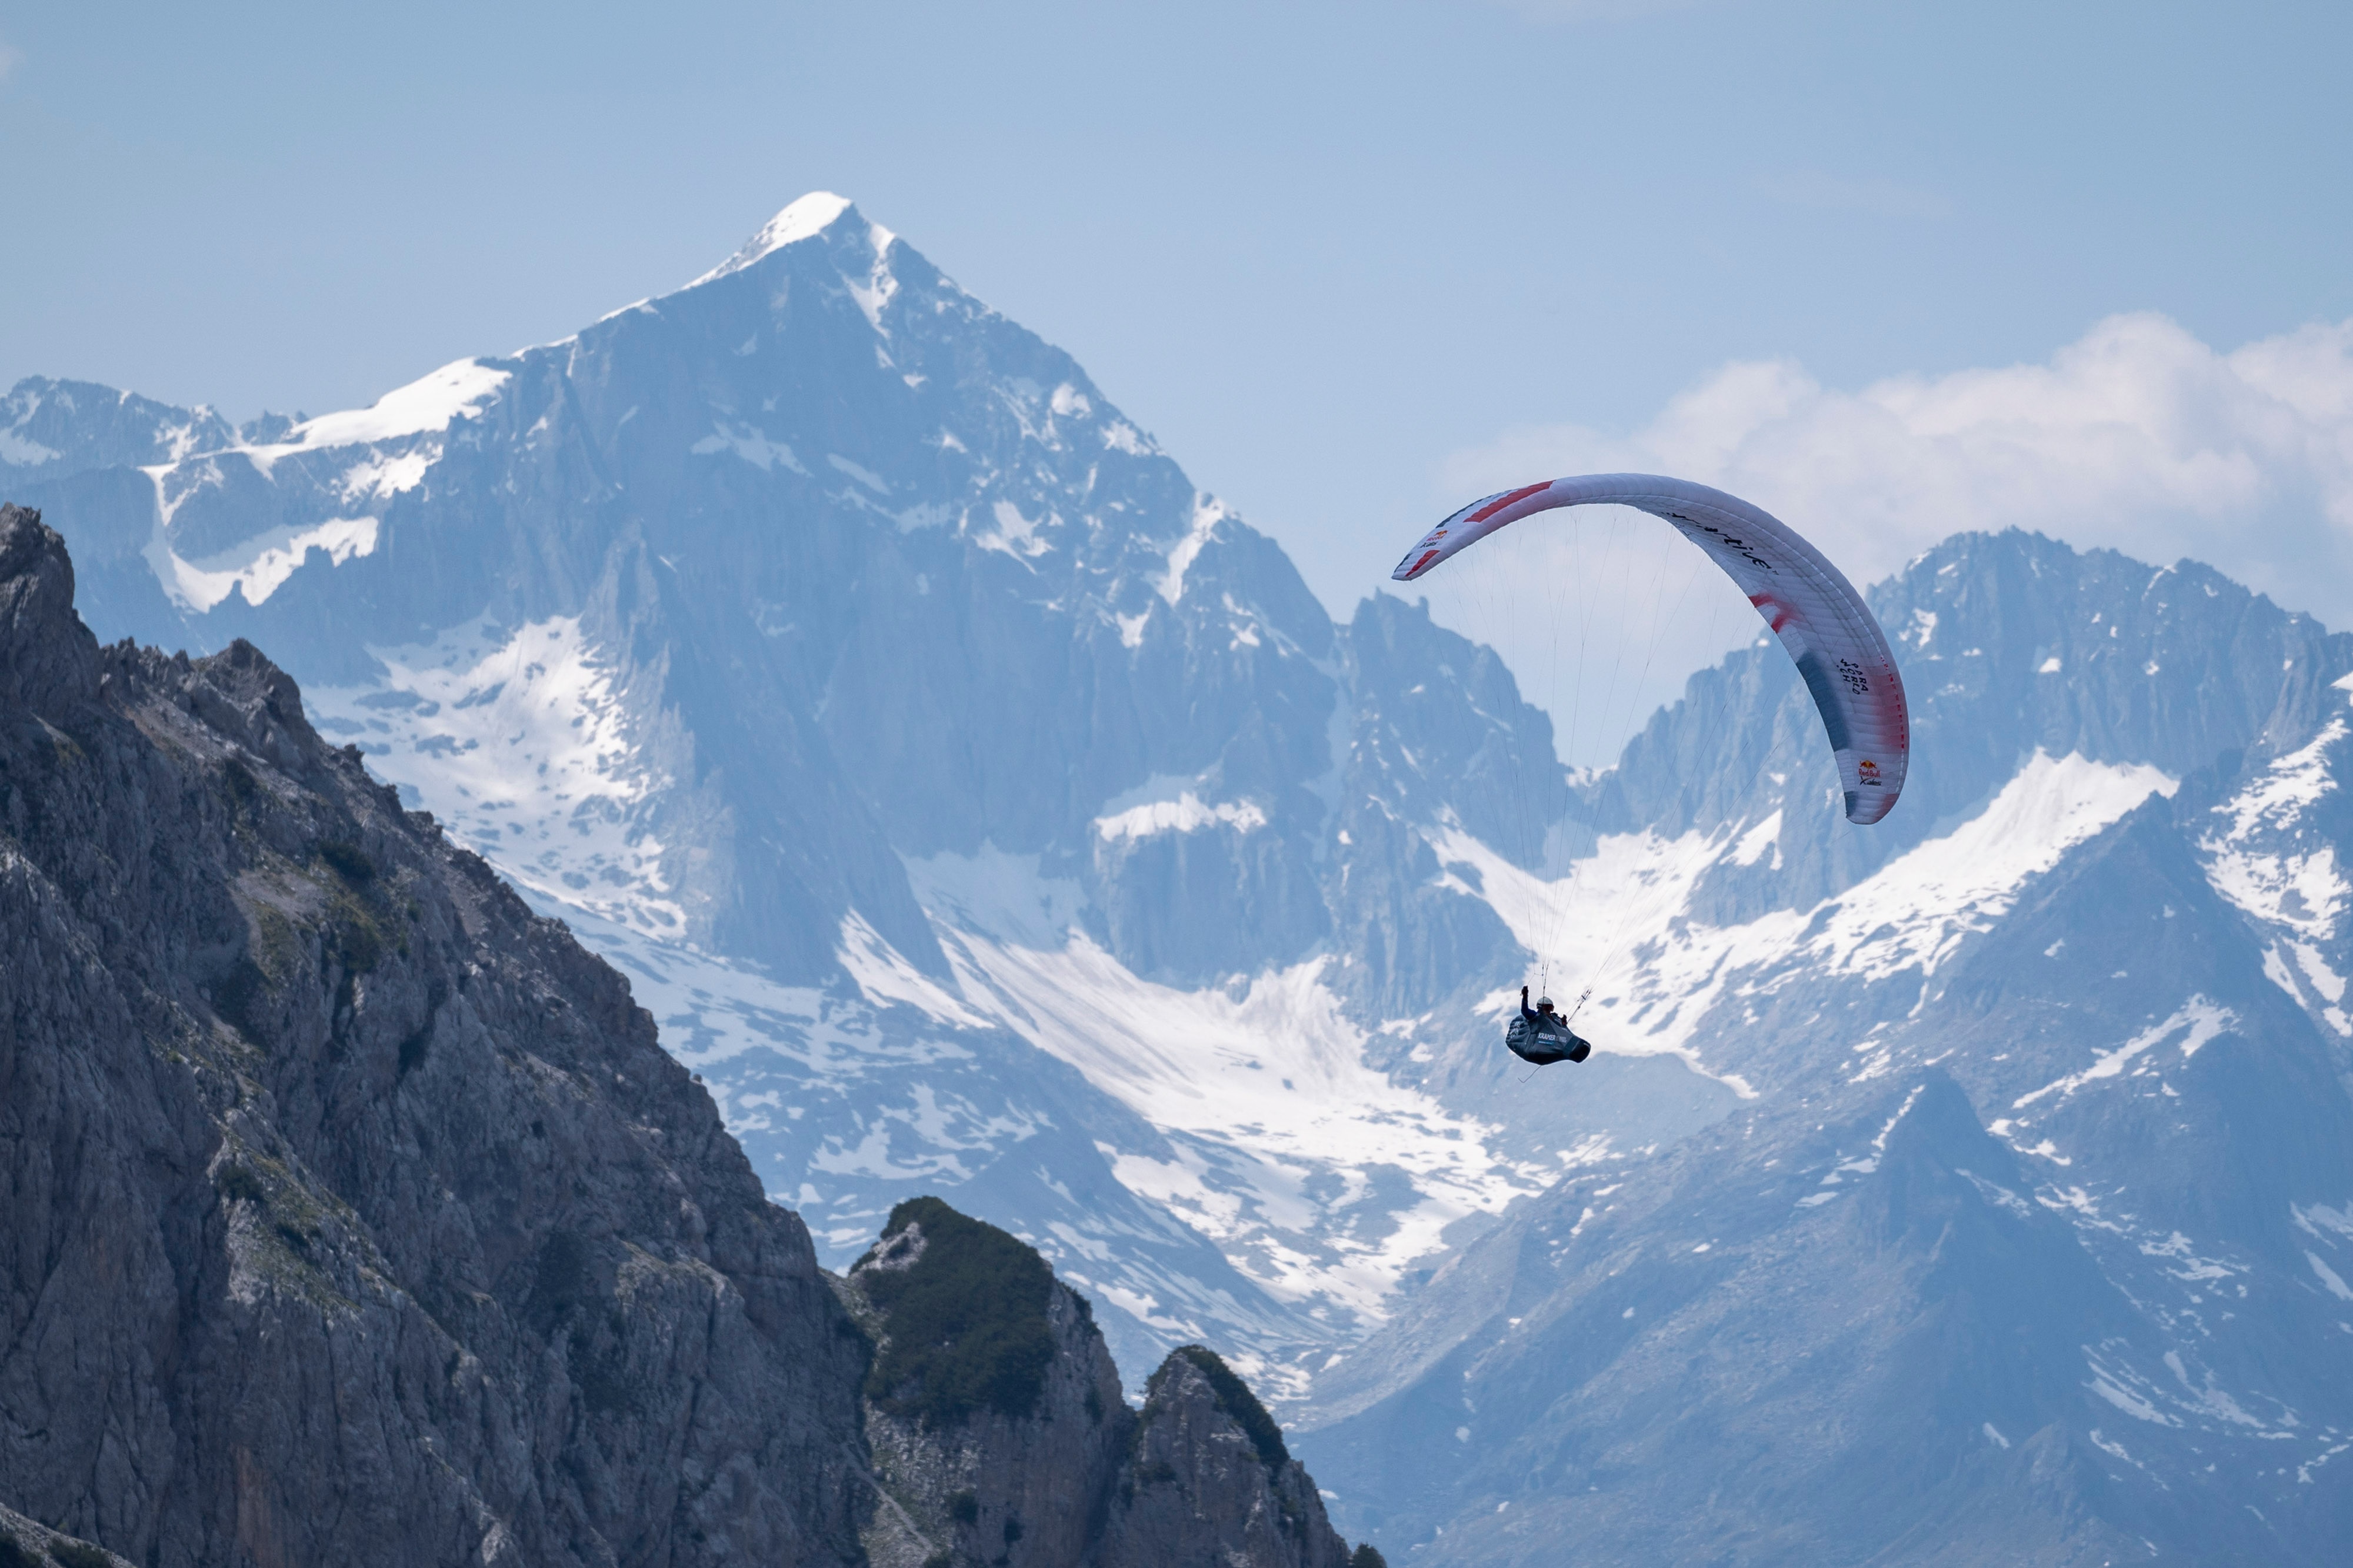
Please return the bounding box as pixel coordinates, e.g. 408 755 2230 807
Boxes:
4 196 1582 1374
0 512 1364 1567
1097 1350 1351 1568
22 188 2353 1565
0 503 872 1566
836 1200 1357 1568
841 1207 1130 1568
1 1500 135 1568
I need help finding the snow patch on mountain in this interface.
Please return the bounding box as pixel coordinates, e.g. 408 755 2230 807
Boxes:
0 428 60 466
278 358 509 451
308 616 684 939
335 450 432 502
571 912 844 1072
2201 717 2352 1033
926 927 1552 1323
134 358 509 610
1095 791 1268 842
2292 1200 2353 1244
2209 719 2345 849
1811 750 2178 980
1729 809 1784 868
844 231 901 334
835 912 993 1030
1157 494 1231 604
692 422 808 473
1435 751 2177 1088
851 839 1563 1332
2201 721 2348 938
904 845 1086 949
2014 996 2237 1106
149 515 379 612
976 499 1054 561
806 1079 1044 1185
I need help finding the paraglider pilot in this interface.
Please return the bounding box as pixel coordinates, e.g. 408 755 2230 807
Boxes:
1508 986 1591 1067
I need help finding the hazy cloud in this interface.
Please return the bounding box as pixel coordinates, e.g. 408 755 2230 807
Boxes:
1429 313 2353 764
1446 312 2353 622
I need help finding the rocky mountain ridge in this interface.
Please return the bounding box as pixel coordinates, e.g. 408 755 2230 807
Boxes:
1 194 1587 1387
838 1197 1358 1568
0 504 1358 1568
1292 539 2353 1562
0 500 871 1564
1 1503 133 1568
14 192 2353 1563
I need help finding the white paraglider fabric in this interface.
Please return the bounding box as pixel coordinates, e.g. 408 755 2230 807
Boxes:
1392 473 1909 825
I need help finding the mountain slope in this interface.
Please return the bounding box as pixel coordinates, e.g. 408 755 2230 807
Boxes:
0 504 1381 1568
5 195 1590 1387
0 503 872 1566
1292 541 2353 1563
15 195 2353 1560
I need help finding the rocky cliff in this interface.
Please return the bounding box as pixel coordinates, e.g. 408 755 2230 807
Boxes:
0 501 874 1563
0 501 1361 1566
839 1199 1359 1568
1095 1348 1354 1568
0 1503 134 1568
1 199 1582 1380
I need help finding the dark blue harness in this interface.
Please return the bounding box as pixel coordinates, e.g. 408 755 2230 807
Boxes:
1507 1013 1590 1066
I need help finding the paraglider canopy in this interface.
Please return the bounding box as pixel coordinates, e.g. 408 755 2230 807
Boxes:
1394 474 1908 825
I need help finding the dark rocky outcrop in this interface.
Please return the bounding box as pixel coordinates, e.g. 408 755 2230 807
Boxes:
0 503 1368 1567
839 1199 1358 1568
841 1199 1129 1567
0 1502 134 1568
0 503 871 1566
1096 1347 1352 1568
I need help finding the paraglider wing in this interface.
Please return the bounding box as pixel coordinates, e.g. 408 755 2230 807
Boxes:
1392 474 1908 825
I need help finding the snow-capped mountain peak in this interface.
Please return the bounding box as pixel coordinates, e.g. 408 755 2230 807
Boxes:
17 199 2353 1564
276 356 511 451
688 189 871 287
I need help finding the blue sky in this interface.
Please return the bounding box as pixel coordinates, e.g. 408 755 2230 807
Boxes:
4 0 2349 753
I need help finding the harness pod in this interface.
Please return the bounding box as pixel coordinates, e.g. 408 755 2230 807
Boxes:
1507 1013 1589 1067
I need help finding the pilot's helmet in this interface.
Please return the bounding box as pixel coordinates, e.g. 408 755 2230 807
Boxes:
1535 996 1555 1012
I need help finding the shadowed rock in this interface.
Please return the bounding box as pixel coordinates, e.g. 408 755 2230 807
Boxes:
0 504 872 1566
838 1197 1361 1568
1098 1345 1352 1568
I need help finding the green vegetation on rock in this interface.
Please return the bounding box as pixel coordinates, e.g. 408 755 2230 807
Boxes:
316 839 377 883
1169 1345 1288 1471
858 1196 1055 1428
215 1163 266 1205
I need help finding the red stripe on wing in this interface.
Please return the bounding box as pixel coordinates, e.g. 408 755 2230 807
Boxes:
1466 481 1554 525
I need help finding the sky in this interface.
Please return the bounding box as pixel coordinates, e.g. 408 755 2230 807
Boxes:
4 0 2350 762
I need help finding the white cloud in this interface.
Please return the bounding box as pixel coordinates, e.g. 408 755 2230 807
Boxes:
1447 312 2353 623
1425 313 2353 767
